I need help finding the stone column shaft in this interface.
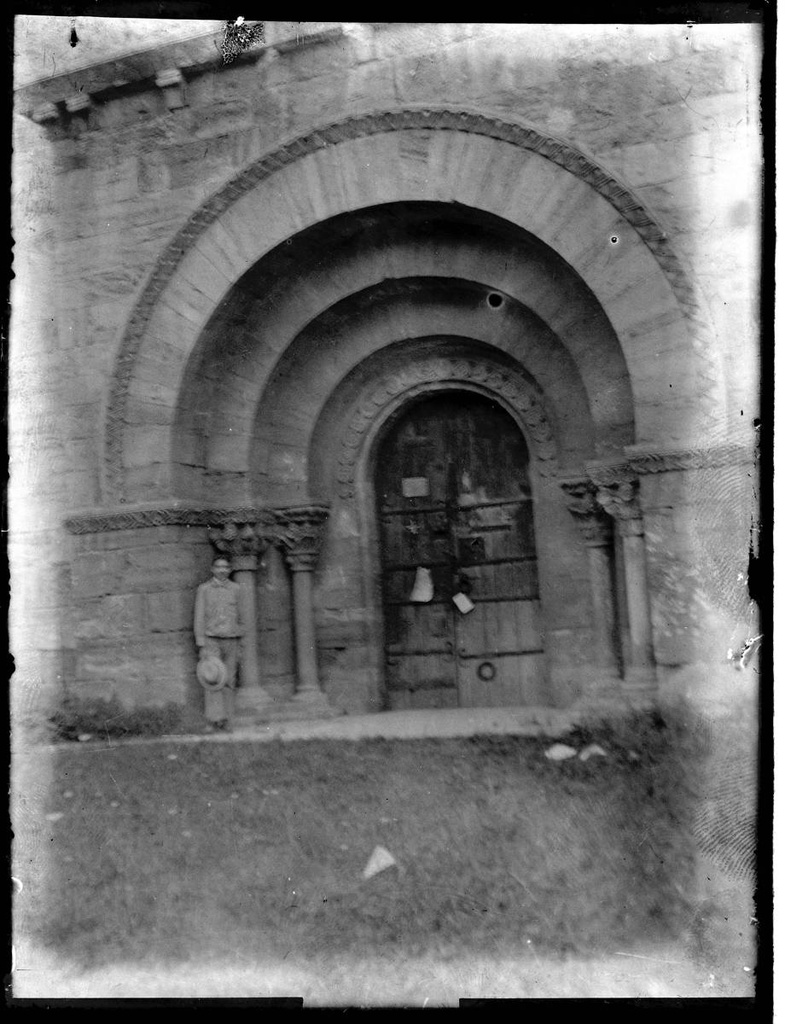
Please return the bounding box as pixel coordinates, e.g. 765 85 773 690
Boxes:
276 504 331 703
587 541 620 674
233 564 261 689
594 474 657 691
560 478 620 677
208 522 270 696
291 568 320 697
620 527 656 684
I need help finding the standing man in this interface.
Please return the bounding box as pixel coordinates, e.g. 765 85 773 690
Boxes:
194 555 244 732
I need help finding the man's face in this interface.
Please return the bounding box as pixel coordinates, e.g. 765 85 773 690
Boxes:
212 560 231 581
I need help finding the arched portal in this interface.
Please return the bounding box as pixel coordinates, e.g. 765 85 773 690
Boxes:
87 110 723 716
307 342 600 713
374 390 545 710
105 112 726 506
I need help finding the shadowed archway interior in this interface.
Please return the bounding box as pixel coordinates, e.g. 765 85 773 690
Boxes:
171 201 634 506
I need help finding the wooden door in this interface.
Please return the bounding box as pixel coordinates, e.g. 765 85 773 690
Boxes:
376 391 545 710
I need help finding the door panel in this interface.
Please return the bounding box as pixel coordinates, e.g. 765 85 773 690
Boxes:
376 391 543 709
456 652 547 707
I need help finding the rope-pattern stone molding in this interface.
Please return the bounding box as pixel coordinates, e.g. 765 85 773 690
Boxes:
335 356 559 500
585 443 752 488
585 459 637 488
624 443 753 475
64 503 329 538
104 107 718 503
64 505 276 535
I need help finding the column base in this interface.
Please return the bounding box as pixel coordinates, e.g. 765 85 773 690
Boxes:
233 693 341 727
621 666 658 703
292 688 340 715
293 686 324 702
235 686 273 717
574 672 623 706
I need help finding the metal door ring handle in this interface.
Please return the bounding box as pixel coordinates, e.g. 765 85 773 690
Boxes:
477 661 496 681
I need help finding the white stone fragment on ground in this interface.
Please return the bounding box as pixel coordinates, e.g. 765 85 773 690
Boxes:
77 734 93 742
544 743 578 761
579 744 609 761
362 845 397 879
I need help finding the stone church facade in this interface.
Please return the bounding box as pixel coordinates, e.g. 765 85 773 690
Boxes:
11 22 760 730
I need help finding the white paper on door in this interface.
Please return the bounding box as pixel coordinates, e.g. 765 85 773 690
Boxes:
452 592 475 614
410 566 434 603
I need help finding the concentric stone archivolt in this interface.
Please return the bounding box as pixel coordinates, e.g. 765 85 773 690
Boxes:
105 107 716 504
335 356 559 500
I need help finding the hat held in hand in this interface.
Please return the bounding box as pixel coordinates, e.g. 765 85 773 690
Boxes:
196 653 228 691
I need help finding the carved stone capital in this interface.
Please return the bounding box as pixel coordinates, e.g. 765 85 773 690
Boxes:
275 504 330 571
559 477 614 546
594 478 644 536
585 459 635 488
208 521 269 570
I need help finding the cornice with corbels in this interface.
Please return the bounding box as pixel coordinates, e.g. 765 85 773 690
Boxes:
20 22 348 125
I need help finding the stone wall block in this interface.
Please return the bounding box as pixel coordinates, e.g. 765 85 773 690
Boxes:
146 589 195 633
123 544 200 592
191 99 253 141
74 647 147 695
143 649 193 691
101 593 146 636
258 624 295 677
71 550 127 599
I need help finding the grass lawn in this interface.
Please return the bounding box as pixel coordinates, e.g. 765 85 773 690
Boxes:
12 711 757 1001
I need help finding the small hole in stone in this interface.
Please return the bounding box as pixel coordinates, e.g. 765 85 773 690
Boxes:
610 236 619 245
487 292 503 309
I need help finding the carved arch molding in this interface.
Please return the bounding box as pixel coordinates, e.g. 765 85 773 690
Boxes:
105 107 716 503
333 356 558 500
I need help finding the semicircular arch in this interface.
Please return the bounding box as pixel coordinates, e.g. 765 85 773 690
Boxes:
309 346 563 506
242 288 601 508
106 108 724 504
